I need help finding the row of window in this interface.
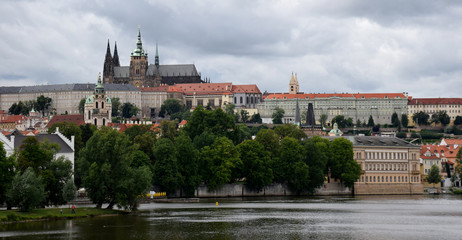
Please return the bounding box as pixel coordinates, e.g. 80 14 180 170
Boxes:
359 175 420 183
365 163 408 171
359 152 415 160
234 96 261 105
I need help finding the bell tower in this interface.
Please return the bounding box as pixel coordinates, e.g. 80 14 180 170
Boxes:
129 26 148 87
289 72 299 94
103 40 114 83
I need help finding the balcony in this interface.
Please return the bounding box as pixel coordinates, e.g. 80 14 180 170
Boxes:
411 170 420 175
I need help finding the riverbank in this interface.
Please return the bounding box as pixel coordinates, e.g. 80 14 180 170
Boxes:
0 207 126 224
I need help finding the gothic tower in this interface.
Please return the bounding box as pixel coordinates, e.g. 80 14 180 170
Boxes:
289 72 299 94
103 40 114 83
113 42 120 67
129 27 148 87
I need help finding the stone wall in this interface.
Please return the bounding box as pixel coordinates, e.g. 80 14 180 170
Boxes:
354 183 424 195
171 183 352 198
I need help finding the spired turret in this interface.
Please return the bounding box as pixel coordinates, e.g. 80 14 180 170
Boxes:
85 73 112 128
289 72 299 94
103 40 114 83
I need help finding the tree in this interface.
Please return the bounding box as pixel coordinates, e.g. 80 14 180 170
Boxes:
328 138 361 188
78 129 151 209
426 164 442 188
454 116 462 125
255 129 280 158
200 137 242 190
240 109 249 123
238 140 273 191
36 95 52 116
319 114 328 127
331 115 348 128
412 111 429 126
272 107 285 124
8 101 30 115
121 102 139 118
401 114 409 128
225 104 239 122
0 142 16 209
160 120 178 141
275 137 305 183
303 136 328 193
175 135 200 197
41 156 73 206
391 112 400 127
78 98 86 114
153 138 181 194
7 168 46 212
111 97 121 117
367 115 375 127
184 106 235 141
48 122 83 153
437 111 450 126
274 124 306 141
249 113 262 124
159 99 184 118
62 179 77 205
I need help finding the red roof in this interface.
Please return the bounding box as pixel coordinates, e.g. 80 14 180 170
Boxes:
231 84 261 94
167 86 183 93
46 114 84 128
179 120 187 126
263 93 407 100
441 138 462 146
1 115 27 124
408 98 462 105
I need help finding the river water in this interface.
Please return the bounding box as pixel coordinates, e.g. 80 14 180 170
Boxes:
1 195 462 240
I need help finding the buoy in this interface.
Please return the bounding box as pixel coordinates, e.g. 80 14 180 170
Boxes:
216 202 219 206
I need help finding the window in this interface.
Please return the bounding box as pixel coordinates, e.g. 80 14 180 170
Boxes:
240 97 243 104
94 119 97 125
102 102 104 109
88 111 91 120
96 102 98 108
103 118 106 126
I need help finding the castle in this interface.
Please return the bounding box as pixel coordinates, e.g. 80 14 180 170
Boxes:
103 27 204 87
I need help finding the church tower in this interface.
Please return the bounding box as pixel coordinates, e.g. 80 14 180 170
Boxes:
103 40 114 83
113 42 120 67
84 74 112 128
129 26 148 87
289 72 299 94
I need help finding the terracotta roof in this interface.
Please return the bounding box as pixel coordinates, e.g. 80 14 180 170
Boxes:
167 86 183 93
440 138 462 146
175 83 233 94
408 98 462 105
421 144 459 159
179 120 187 126
231 84 261 94
46 114 84 128
1 115 27 124
263 93 406 100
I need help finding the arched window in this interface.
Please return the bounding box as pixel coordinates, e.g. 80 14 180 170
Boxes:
102 102 104 109
94 118 97 125
234 97 237 103
88 111 91 120
103 118 106 126
96 102 98 109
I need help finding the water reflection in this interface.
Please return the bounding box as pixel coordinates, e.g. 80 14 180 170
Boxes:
1 195 462 239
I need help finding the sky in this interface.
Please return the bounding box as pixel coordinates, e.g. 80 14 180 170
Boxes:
1 0 462 98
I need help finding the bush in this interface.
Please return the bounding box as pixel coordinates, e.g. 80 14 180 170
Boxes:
396 132 406 138
420 130 443 140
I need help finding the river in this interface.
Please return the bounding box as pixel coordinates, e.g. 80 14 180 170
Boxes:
1 195 461 240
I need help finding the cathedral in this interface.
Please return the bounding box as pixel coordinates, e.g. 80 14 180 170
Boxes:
103 28 204 87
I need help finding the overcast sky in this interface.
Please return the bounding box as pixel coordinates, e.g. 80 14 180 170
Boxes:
1 0 461 98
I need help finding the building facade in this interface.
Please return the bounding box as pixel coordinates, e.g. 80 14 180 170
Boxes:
103 28 203 87
408 98 462 125
84 76 112 127
350 136 423 195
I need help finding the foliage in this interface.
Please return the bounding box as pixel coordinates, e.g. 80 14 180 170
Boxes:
62 179 77 204
396 132 407 138
420 130 443 140
328 138 361 188
41 156 73 206
159 99 184 119
7 168 46 212
0 207 123 222
0 142 16 208
249 113 262 124
78 129 151 209
319 114 327 127
233 124 252 144
111 97 121 117
426 164 442 187
367 115 375 127
391 113 400 127
255 129 280 157
372 125 380 133
184 106 235 141
412 111 429 126
121 102 139 118
48 122 83 153
437 111 450 126
331 115 353 128
275 137 305 184
36 95 52 116
272 107 285 124
200 137 242 191
8 101 30 115
303 136 329 193
273 124 306 141
78 98 86 114
240 109 249 123
160 120 178 141
401 114 409 128
152 138 181 194
238 140 273 191
224 104 239 122
175 135 201 197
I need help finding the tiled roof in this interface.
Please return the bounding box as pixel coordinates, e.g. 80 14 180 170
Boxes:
1 115 26 123
408 98 462 105
263 93 407 100
231 84 261 94
421 144 459 159
46 114 85 128
440 138 462 146
167 86 183 93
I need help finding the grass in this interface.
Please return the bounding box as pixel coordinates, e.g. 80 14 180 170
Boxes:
0 207 125 223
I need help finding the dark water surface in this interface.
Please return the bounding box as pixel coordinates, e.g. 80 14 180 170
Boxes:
1 195 462 240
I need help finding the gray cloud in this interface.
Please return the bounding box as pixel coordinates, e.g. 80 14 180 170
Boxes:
0 0 461 98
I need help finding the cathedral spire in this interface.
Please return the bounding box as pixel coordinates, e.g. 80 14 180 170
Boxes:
155 42 159 66
103 40 114 82
132 26 147 57
105 40 112 59
295 97 301 126
113 41 120 67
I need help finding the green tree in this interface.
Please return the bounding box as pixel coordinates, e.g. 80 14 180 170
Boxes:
437 111 450 126
159 99 184 118
274 124 306 141
111 97 121 117
36 95 52 116
426 164 442 188
0 142 16 209
175 135 200 197
238 140 273 191
78 130 151 209
401 114 409 128
225 104 239 122
8 101 30 115
319 114 328 127
7 168 46 212
412 111 429 126
328 138 361 188
240 109 249 123
272 107 285 124
152 138 181 194
303 136 329 193
233 124 252 144
391 112 400 127
200 137 242 190
184 106 235 141
133 132 156 162
121 102 139 118
454 116 462 125
367 115 375 127
78 98 86 114
332 115 348 128
160 120 178 141
250 113 262 124
48 122 83 153
255 129 280 158
41 156 73 206
62 179 77 205
275 137 306 183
